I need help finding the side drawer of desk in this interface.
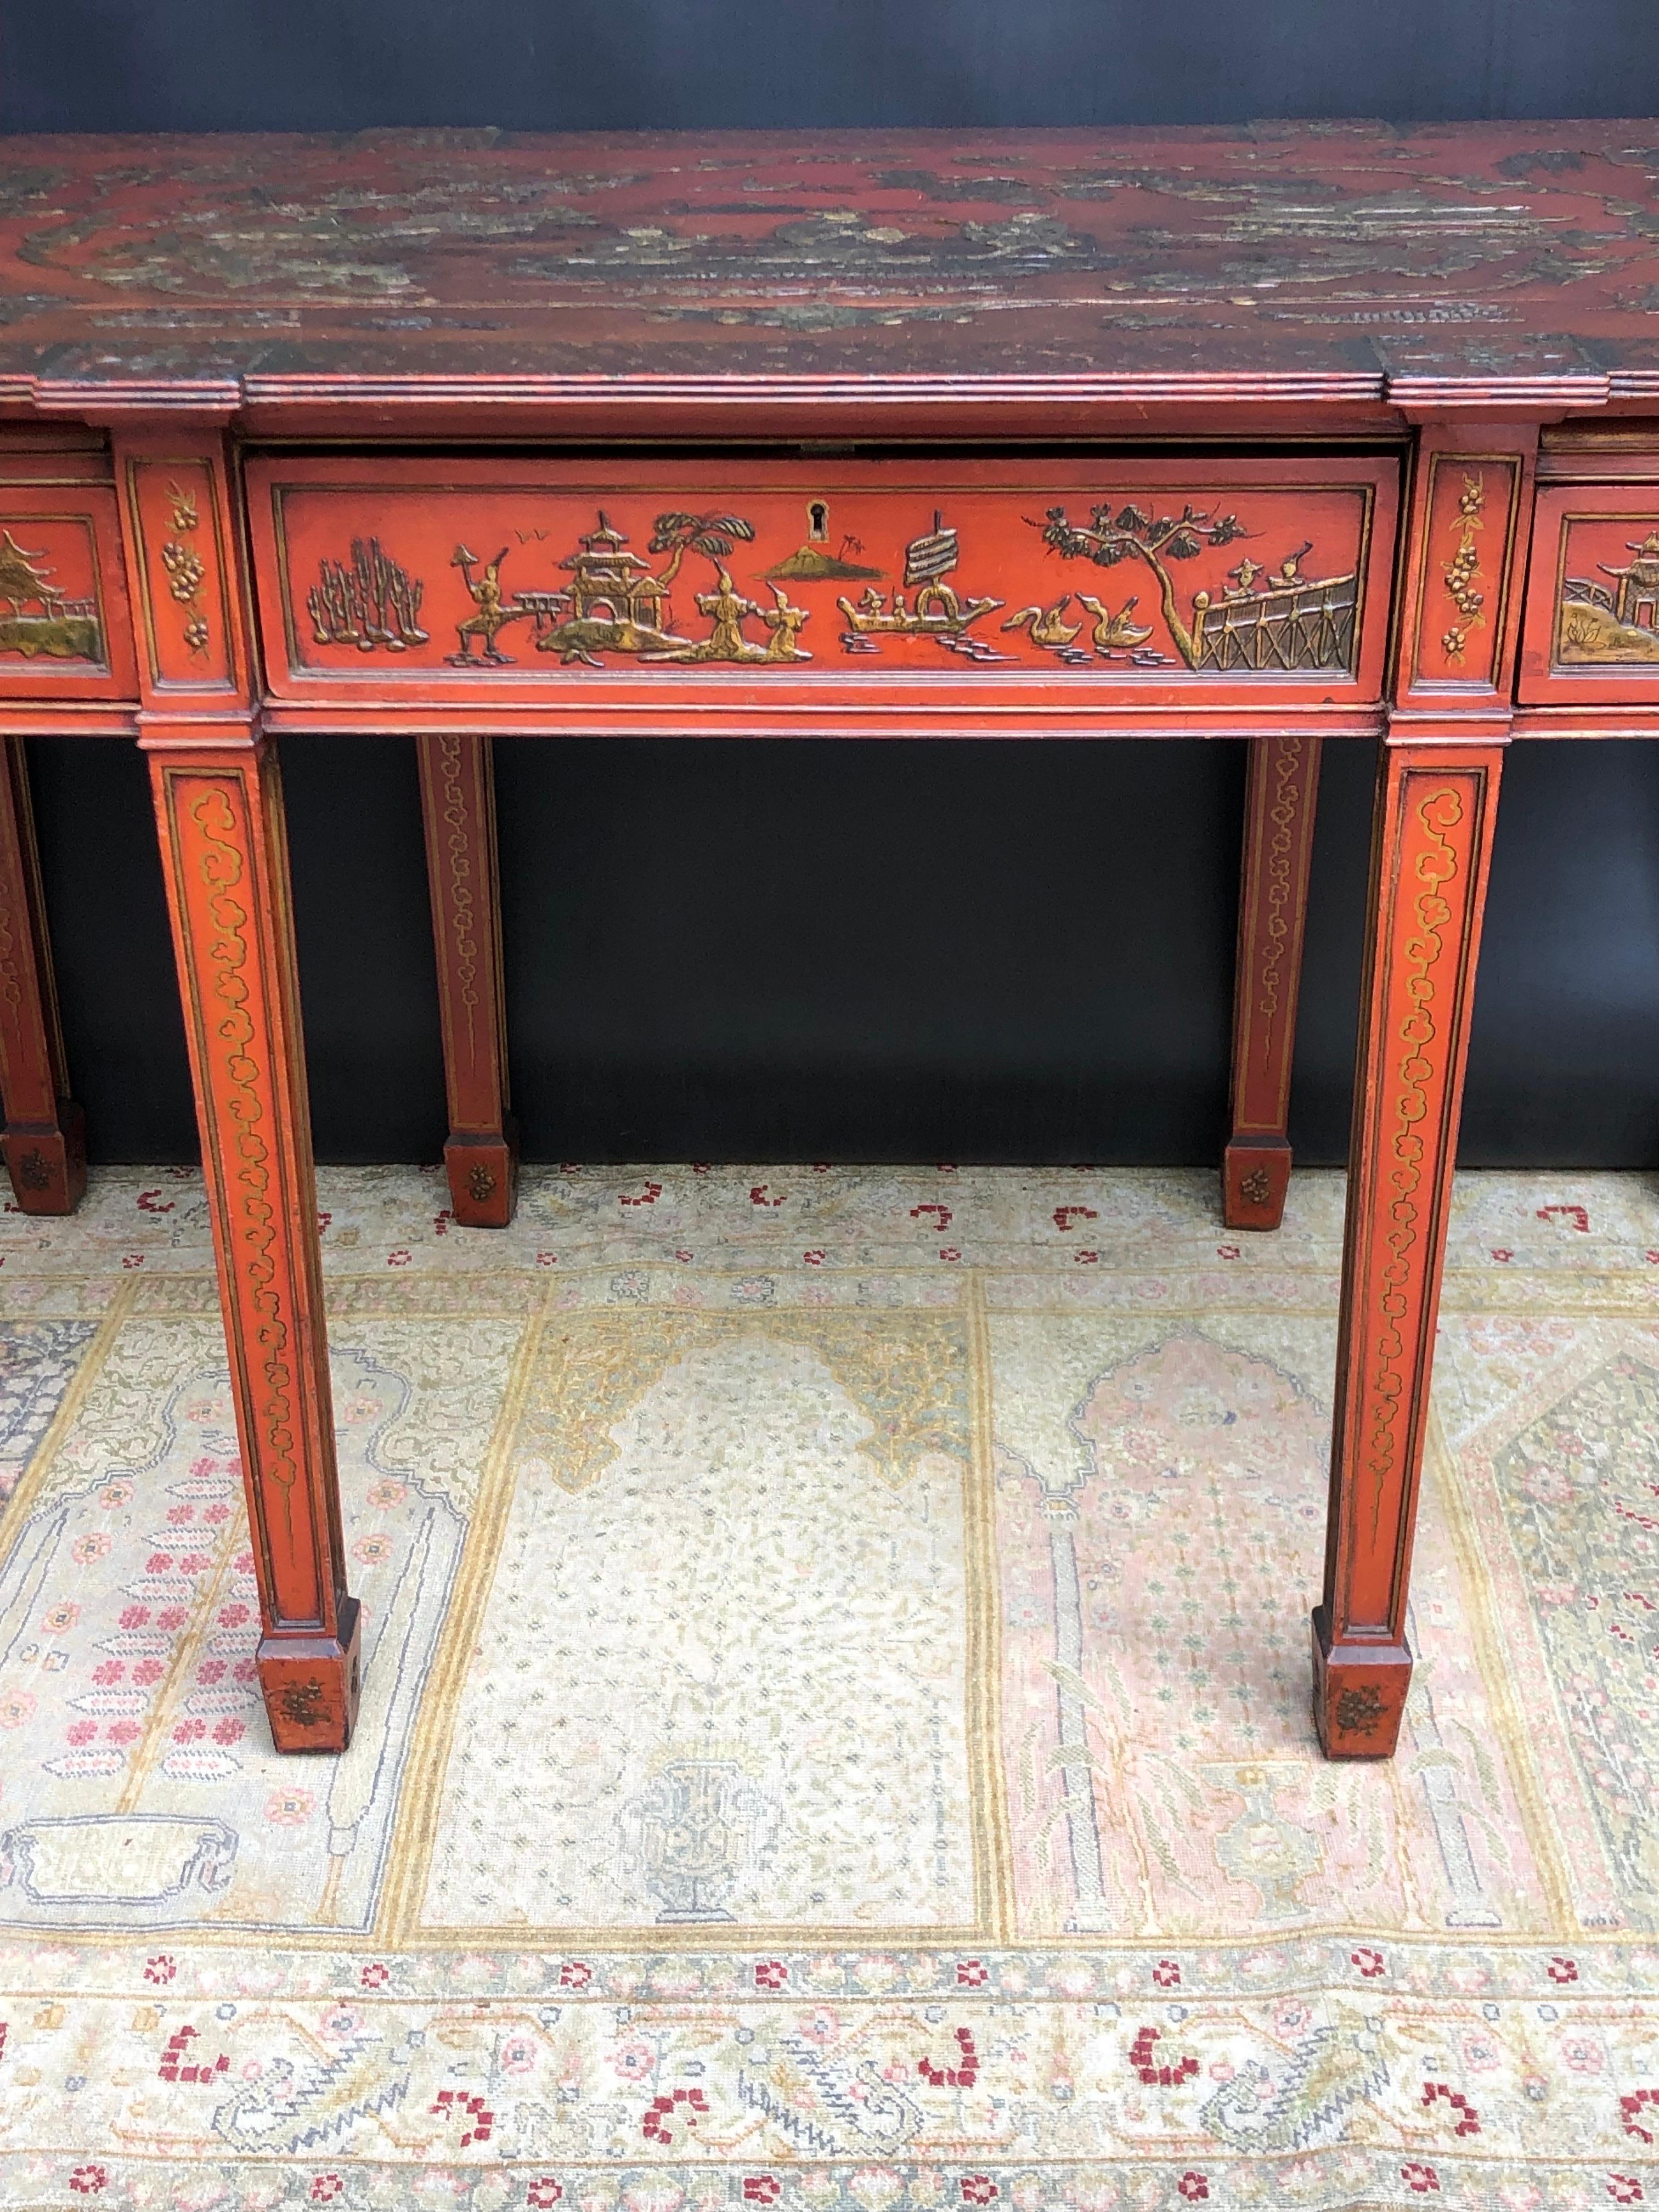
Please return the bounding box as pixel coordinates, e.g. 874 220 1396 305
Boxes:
1521 459 1659 706
0 445 138 704
244 452 1400 729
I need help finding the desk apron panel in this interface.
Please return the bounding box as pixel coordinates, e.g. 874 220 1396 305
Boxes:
244 453 1399 731
1521 472 1659 707
0 472 138 707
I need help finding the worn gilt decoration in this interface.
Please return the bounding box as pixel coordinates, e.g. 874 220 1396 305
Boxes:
149 752 361 1754
1 126 1658 1765
3 1163 1659 2205
414 730 516 1229
1438 472 1486 665
253 464 1390 703
0 526 101 662
2 126 1659 392
1315 749 1504 1759
307 536 428 651
1223 732 1322 1232
121 455 236 691
1558 527 1659 662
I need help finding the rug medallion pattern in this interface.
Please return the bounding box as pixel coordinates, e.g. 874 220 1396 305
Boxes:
0 1165 1656 2206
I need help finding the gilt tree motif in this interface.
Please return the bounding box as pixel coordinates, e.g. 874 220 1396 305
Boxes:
1029 501 1248 667
647 511 758 588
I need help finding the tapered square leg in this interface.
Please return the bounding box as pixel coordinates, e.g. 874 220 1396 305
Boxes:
1224 733 1321 1231
117 426 371 1752
0 735 86 1214
416 731 516 1227
1315 737 1504 1759
146 731 360 1755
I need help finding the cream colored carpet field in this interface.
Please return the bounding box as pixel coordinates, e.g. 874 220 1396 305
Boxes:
1 1163 1657 2208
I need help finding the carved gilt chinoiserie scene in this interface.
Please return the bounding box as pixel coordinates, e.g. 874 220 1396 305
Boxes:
247 455 1395 709
1 117 1658 1839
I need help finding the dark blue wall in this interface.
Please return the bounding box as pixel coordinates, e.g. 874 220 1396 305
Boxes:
8 5 1659 1167
6 2 1654 132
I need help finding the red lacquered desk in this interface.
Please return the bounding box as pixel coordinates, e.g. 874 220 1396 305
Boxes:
1 125 1655 1758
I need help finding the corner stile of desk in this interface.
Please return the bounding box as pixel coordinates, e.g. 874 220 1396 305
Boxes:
1314 416 1533 1758
116 422 362 1756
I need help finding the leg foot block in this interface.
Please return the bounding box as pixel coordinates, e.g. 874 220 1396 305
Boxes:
258 1596 362 1753
1311 1604 1410 1759
3 1098 87 1216
444 1119 518 1228
1223 1137 1291 1232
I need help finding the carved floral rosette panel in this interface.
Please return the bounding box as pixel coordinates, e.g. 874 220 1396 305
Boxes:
1521 480 1659 702
246 455 1398 716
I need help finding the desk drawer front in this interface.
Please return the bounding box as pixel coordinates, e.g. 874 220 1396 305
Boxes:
0 482 137 702
246 455 1397 724
1521 479 1659 704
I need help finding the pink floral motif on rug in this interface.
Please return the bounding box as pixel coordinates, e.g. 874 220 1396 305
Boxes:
0 1164 1656 2208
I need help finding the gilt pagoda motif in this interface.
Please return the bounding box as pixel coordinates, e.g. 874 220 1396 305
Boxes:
1602 531 1659 629
481 510 809 668
281 484 1380 681
561 514 674 629
1559 527 1659 665
0 528 101 663
438 506 809 663
526 512 691 664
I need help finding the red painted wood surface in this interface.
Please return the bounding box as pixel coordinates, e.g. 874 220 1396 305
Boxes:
416 731 516 1228
1315 738 1504 1757
1311 413 1534 1757
118 424 359 1757
245 453 1400 736
0 127 1656 417
0 734 84 1211
120 445 248 701
146 735 360 1751
1393 423 1537 712
1521 481 1659 704
0 128 1652 1756
1223 732 1321 1233
0 461 139 706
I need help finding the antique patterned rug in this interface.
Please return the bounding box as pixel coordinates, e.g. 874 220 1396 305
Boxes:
1 1162 1657 2209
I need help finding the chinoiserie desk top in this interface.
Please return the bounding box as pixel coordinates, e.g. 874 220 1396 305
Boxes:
0 122 1656 423
0 123 1655 1763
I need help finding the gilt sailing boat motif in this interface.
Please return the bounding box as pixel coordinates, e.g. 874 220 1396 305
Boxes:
284 485 1373 680
836 511 1004 649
